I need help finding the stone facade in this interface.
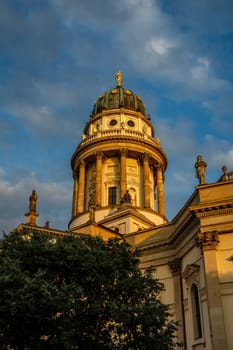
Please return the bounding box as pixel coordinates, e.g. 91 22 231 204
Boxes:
19 73 233 350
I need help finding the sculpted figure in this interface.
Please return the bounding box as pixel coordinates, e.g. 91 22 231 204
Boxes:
44 221 50 228
120 190 132 204
195 155 207 185
221 165 229 181
29 190 38 213
116 70 123 87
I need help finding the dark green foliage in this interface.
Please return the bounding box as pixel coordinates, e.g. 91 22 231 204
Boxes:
0 230 177 349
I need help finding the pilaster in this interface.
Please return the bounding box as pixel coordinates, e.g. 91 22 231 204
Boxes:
196 231 227 350
169 259 185 348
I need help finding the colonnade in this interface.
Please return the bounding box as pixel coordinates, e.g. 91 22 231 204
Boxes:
72 149 165 218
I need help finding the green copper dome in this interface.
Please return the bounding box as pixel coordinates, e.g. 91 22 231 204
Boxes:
91 71 147 117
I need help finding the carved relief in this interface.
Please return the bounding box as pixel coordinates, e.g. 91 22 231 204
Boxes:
127 165 137 175
106 165 119 176
182 264 200 283
128 178 137 185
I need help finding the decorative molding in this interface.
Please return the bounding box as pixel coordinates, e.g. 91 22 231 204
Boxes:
168 258 181 276
96 150 103 160
220 282 233 295
196 231 219 251
120 148 128 157
190 202 233 218
72 135 168 168
182 264 200 281
79 159 85 167
142 152 149 161
170 214 196 246
199 287 207 301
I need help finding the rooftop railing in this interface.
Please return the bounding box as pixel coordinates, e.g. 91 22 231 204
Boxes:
80 128 160 147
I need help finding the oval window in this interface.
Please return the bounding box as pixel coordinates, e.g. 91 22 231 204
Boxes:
127 120 135 127
109 119 117 126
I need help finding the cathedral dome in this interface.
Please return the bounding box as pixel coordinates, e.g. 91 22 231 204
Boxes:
91 71 147 117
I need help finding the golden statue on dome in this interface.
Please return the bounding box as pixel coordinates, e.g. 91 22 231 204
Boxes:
116 70 123 87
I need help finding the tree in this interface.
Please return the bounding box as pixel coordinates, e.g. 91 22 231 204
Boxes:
0 230 178 349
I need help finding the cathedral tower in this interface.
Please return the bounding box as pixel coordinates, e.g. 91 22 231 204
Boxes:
69 72 168 235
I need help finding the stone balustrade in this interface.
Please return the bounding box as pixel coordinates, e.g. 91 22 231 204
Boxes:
81 128 160 147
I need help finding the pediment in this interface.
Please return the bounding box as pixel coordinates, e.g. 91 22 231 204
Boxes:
98 206 155 227
182 264 200 280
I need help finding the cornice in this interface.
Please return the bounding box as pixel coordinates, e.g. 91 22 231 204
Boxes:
71 135 167 168
98 205 156 226
189 201 233 218
136 213 198 254
136 226 173 252
17 223 69 237
170 214 197 245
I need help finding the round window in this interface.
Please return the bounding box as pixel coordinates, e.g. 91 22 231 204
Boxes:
127 120 135 127
109 119 117 126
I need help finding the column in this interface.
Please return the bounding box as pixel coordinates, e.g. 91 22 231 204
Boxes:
153 168 157 210
196 231 227 350
120 148 128 198
143 153 150 208
169 259 185 348
95 151 103 207
157 164 165 216
77 160 85 213
72 171 79 217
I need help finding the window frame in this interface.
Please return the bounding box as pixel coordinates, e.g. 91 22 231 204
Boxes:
108 186 117 205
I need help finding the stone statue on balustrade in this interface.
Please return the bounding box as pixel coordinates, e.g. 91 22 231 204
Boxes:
29 190 38 213
195 155 207 185
221 165 229 181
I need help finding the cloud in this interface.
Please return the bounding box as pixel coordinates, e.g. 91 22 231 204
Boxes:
0 169 72 234
146 37 176 56
105 0 233 117
156 115 198 157
50 0 132 28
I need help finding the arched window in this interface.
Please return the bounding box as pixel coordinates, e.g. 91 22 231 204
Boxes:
191 284 202 339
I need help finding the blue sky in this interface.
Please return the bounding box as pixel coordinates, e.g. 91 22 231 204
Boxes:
1 0 233 233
